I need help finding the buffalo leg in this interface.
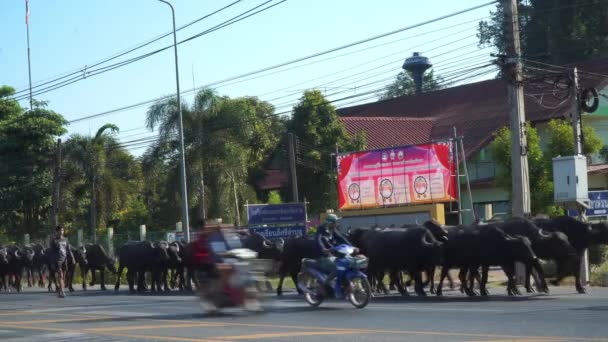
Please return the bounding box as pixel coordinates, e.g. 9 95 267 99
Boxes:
47 269 55 293
81 266 88 290
115 265 124 291
38 267 45 287
163 268 170 292
436 264 450 296
126 269 135 293
524 264 535 293
458 268 466 294
447 272 455 290
100 269 107 291
26 268 33 287
479 265 490 296
138 271 147 292
469 268 481 296
90 270 97 287
428 266 436 294
412 268 426 296
462 267 476 296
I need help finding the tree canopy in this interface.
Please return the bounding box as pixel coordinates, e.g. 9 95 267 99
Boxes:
490 119 603 215
288 90 365 214
379 70 444 99
478 0 608 65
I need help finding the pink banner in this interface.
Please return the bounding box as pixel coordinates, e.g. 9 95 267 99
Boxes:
337 141 457 210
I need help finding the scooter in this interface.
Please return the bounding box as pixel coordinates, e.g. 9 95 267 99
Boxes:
297 244 372 309
196 248 264 312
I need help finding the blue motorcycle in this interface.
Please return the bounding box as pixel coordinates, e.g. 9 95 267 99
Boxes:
297 244 371 309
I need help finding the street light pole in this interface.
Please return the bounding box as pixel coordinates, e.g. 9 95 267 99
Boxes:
157 0 190 241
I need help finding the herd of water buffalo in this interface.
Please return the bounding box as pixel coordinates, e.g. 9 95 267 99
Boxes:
1 215 607 297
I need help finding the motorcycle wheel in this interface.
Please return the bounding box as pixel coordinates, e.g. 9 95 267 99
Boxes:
347 277 371 309
298 271 324 307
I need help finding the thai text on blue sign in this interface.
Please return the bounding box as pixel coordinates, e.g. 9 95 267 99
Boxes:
249 225 306 240
247 203 306 225
568 191 608 217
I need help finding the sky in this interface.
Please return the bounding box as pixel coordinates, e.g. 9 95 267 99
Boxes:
0 0 498 155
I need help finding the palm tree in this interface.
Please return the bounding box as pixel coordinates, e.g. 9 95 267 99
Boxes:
145 89 222 224
63 124 119 242
145 89 283 226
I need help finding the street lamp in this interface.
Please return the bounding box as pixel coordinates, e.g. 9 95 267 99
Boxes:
157 0 190 242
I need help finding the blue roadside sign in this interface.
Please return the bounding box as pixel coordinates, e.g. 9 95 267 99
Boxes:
249 225 307 240
568 190 608 217
246 203 306 225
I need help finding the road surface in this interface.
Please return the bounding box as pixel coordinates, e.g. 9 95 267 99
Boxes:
0 286 607 341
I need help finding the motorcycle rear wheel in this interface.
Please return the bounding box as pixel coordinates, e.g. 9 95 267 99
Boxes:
298 271 324 307
347 277 371 309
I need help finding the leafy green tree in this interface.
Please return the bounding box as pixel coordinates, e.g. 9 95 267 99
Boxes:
478 0 608 65
288 90 365 214
490 119 603 215
379 70 444 99
62 124 127 241
267 190 283 204
145 89 283 226
546 119 603 157
0 87 67 238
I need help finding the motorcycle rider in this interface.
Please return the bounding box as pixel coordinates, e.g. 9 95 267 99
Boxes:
313 213 355 298
193 220 218 284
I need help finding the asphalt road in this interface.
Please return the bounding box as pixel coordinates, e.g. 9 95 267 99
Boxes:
1 285 607 342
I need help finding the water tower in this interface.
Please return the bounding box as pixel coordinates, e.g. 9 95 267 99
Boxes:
402 52 432 94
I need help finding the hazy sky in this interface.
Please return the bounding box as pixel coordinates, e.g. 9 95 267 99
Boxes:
1 0 497 154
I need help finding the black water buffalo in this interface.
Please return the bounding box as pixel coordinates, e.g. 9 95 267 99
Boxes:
476 226 546 296
534 216 608 293
114 241 170 293
276 236 320 296
29 244 47 287
5 246 25 292
0 246 9 291
19 245 37 287
82 243 115 291
435 223 545 297
167 241 184 291
239 232 284 291
151 241 172 292
350 225 444 296
66 245 88 292
497 217 576 293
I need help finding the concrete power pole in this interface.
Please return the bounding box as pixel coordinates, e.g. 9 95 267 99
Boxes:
288 133 299 202
51 138 62 229
504 0 531 285
570 67 590 286
504 0 531 218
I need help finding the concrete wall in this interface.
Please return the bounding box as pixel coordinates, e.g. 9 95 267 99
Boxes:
590 173 608 190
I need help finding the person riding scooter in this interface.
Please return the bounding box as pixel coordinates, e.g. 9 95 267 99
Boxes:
195 222 259 310
312 214 357 298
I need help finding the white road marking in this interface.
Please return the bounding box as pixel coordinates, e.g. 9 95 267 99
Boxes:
84 310 159 317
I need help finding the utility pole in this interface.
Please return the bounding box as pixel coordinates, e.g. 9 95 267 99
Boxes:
504 0 530 285
51 139 62 229
570 67 590 286
571 68 583 155
288 133 299 202
158 0 190 241
25 0 33 110
504 0 531 218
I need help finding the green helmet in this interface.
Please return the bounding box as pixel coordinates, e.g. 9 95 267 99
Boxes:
325 213 340 224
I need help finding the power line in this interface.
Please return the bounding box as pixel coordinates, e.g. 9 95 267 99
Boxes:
10 0 245 98
11 2 497 126
9 0 287 102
